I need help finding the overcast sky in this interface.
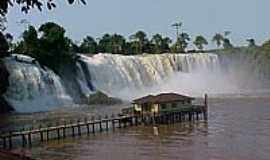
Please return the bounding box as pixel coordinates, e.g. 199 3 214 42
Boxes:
6 0 270 48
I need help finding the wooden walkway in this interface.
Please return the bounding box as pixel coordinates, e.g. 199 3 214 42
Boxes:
0 106 207 150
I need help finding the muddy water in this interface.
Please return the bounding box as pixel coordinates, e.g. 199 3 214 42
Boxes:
1 98 270 160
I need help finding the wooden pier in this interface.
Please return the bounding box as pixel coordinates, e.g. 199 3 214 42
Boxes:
0 104 207 150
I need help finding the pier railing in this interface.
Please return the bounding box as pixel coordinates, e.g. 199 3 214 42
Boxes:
0 105 207 150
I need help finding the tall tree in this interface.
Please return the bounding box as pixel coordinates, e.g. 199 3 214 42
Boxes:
151 34 163 54
110 34 126 54
151 34 172 54
33 22 73 72
98 34 112 53
193 35 208 51
178 32 190 52
18 25 39 55
223 38 233 49
80 36 97 54
247 39 256 47
130 31 148 54
212 33 224 48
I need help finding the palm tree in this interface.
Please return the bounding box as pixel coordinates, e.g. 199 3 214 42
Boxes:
212 33 224 48
80 36 97 54
247 39 256 47
151 34 163 53
178 32 190 52
130 31 148 54
110 34 126 54
193 35 208 51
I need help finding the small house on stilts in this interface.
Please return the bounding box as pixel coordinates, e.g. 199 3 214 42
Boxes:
122 93 208 125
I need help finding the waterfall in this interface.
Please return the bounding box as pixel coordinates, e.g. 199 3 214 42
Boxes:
77 53 224 99
4 52 269 113
4 55 73 112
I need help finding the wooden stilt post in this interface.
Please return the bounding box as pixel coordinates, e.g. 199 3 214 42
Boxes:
99 115 102 132
105 115 109 131
77 119 81 136
135 115 138 126
22 134 26 148
39 125 44 142
56 122 60 140
63 121 66 138
28 132 32 147
111 114 115 130
118 119 121 128
85 118 90 135
91 116 95 134
204 94 208 121
189 112 192 121
2 136 6 149
71 120 75 137
8 131 12 150
46 125 50 141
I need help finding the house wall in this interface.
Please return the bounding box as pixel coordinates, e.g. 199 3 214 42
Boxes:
159 101 192 113
133 100 193 115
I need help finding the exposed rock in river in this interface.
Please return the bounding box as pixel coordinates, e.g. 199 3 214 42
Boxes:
85 91 122 105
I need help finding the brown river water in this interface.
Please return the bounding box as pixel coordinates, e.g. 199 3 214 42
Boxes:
1 97 270 160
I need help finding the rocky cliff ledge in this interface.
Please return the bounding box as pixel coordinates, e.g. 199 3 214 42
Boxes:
0 60 13 113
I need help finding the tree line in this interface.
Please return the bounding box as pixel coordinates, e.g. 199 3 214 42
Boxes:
12 22 250 56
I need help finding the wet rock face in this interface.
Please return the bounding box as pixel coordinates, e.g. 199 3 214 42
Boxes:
0 61 9 94
0 60 13 113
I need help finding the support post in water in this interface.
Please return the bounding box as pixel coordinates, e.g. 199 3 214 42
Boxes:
39 124 43 142
99 115 103 132
8 131 12 150
91 116 95 134
77 119 81 136
46 124 50 141
2 136 6 149
28 131 32 147
111 114 115 130
204 94 208 120
56 122 60 140
71 120 75 137
22 133 26 148
63 121 67 138
85 118 90 135
105 115 109 131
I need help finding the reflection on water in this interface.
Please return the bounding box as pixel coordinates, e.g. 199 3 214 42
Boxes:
1 98 270 160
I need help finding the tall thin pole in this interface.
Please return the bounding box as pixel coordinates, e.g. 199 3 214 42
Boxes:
171 22 182 39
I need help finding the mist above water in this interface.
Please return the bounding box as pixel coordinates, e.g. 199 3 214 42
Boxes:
4 52 270 112
79 53 269 100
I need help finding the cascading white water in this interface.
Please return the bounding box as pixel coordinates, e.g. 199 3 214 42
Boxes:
78 53 233 100
4 52 269 112
4 55 73 112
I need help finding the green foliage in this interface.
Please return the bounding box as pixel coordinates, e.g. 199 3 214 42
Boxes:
130 31 149 54
80 36 97 54
98 34 126 54
193 35 208 51
151 34 172 54
14 22 74 73
212 33 224 48
223 38 233 49
171 32 190 53
247 39 256 47
0 0 86 16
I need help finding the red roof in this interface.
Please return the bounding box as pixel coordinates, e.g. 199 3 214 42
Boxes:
133 93 194 104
